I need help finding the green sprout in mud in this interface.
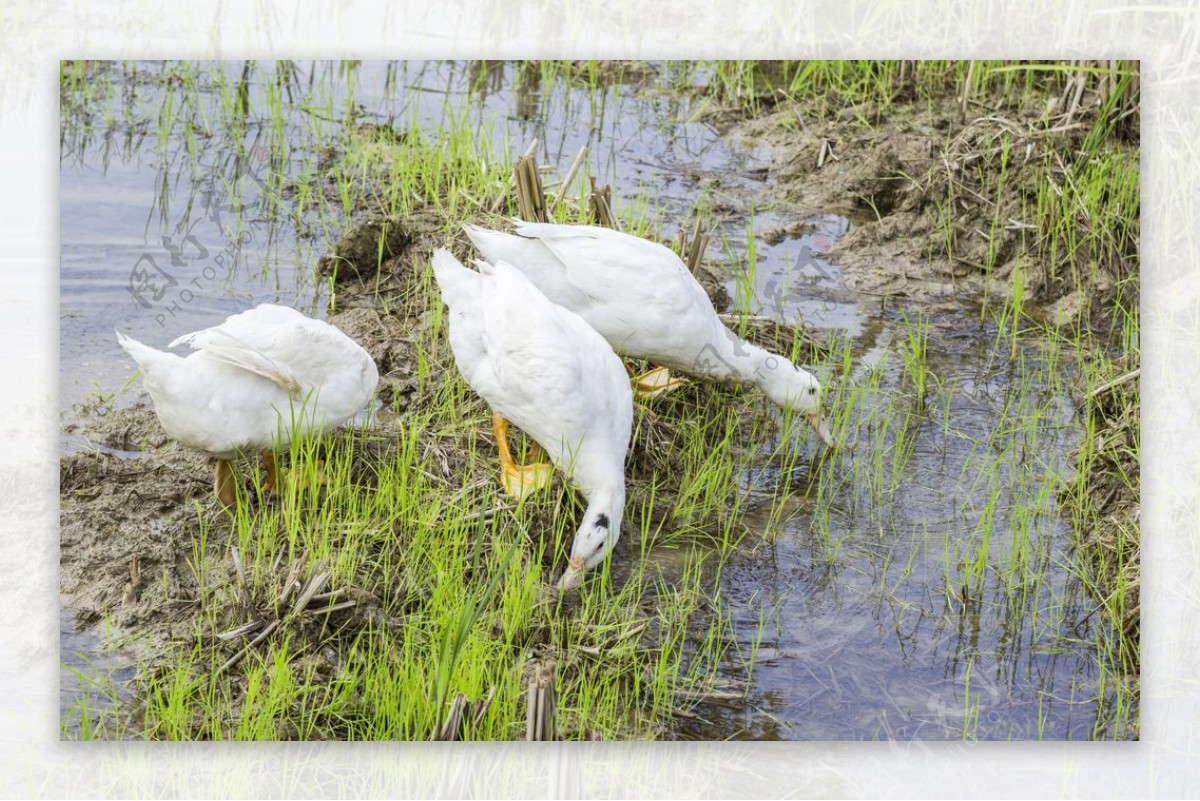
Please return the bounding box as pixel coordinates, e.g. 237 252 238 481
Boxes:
60 59 1138 743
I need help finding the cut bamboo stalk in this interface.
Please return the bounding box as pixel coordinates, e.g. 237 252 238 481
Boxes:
514 150 548 223
1089 368 1139 399
290 569 330 617
472 686 496 728
588 177 620 230
217 619 279 675
432 692 469 741
312 599 356 615
959 61 977 124
306 588 348 605
490 139 539 213
550 144 588 216
276 553 308 608
216 620 265 641
525 663 557 740
231 546 246 588
675 218 708 276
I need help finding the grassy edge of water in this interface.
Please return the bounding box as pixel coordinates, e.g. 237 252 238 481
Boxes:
59 59 1141 741
60 62 817 739
694 58 1142 737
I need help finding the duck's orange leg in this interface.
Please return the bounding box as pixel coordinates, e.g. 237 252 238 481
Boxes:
492 415 553 498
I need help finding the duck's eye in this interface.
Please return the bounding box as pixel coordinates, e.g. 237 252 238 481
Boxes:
809 387 817 395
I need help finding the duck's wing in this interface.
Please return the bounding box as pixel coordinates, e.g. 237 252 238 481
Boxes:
478 259 632 464
168 305 331 394
509 222 723 362
463 224 591 310
511 222 710 313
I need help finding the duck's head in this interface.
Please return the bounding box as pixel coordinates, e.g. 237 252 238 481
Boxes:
556 487 624 592
760 360 834 447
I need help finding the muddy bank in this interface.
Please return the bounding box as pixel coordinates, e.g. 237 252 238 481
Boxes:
61 411 210 650
707 83 1138 325
60 60 1140 739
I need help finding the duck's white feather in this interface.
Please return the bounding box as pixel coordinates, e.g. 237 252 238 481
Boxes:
431 248 631 582
463 221 828 427
464 222 730 376
432 250 631 487
118 304 379 459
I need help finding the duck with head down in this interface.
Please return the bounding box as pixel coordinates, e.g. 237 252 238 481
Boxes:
116 304 379 508
463 221 833 447
430 248 632 591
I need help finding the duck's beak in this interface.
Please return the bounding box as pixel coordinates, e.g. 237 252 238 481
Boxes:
807 414 834 448
556 557 586 592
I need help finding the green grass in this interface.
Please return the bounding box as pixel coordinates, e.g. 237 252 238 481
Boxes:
60 59 1139 742
97 382 779 740
59 60 796 741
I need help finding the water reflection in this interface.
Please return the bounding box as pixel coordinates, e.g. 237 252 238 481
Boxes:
59 60 740 415
60 60 1113 740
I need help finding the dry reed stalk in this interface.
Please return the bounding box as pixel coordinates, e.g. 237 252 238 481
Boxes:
525 662 557 740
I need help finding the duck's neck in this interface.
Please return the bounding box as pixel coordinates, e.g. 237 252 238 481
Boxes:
575 483 625 565
691 325 777 388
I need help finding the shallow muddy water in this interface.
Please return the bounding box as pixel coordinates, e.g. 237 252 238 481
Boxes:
60 61 741 419
60 60 1120 740
692 307 1100 740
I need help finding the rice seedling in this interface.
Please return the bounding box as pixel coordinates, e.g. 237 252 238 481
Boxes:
61 66 790 741
60 59 1139 743
897 310 930 409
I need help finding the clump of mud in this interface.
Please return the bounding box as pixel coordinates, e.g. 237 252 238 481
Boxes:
710 83 1138 324
60 410 212 641
316 215 415 284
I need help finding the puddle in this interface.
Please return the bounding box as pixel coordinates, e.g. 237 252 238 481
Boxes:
60 60 1121 740
724 209 862 338
694 307 1101 740
60 608 136 738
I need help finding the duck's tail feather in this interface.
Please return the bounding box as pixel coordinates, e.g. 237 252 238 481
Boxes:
430 248 481 308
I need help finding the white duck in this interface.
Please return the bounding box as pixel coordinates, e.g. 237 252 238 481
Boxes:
464 221 833 445
117 304 379 507
431 248 632 591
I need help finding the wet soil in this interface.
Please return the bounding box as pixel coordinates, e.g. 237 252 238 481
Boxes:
709 92 1136 324
61 411 210 649
60 63 1139 737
